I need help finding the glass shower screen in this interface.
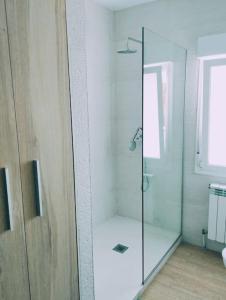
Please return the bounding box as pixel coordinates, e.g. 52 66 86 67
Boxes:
142 27 187 282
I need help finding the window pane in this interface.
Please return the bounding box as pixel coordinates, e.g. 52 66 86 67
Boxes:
143 73 160 158
208 65 226 166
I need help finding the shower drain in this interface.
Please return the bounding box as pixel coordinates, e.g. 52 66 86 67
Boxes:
112 244 128 254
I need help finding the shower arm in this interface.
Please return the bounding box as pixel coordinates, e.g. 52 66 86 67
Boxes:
128 37 142 45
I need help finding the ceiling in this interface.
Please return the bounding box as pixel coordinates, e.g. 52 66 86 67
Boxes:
94 0 157 11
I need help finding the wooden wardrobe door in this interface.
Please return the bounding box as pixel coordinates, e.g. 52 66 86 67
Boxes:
5 1 79 299
0 1 30 299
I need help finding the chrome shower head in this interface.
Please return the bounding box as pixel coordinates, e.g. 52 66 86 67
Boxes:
117 37 138 54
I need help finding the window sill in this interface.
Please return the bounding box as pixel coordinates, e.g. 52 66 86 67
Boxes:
195 165 226 178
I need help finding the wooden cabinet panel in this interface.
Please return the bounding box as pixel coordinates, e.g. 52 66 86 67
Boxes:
0 1 30 299
5 1 79 299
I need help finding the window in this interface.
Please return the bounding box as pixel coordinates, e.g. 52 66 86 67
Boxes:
143 63 171 159
196 57 226 175
143 68 162 158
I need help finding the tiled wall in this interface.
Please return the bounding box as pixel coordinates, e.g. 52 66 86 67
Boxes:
114 38 143 221
85 0 117 226
114 28 187 235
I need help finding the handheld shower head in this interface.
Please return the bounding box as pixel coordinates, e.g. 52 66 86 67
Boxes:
129 140 136 151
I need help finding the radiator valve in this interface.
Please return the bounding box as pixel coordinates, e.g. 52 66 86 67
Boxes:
202 229 208 249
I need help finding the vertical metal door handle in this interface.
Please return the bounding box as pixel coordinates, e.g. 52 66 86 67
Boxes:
2 168 13 231
33 160 43 217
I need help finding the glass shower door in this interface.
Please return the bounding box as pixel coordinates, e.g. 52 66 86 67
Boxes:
142 27 187 281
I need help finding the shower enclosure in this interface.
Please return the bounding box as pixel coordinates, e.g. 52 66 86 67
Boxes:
90 26 186 300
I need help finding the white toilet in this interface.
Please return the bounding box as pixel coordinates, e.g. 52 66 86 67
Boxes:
222 248 226 267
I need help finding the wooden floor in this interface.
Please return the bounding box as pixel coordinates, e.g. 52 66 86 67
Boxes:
142 243 226 300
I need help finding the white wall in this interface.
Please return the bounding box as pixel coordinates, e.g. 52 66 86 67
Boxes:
85 0 117 225
115 0 226 251
66 0 95 299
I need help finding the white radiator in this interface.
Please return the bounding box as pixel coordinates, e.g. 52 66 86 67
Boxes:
208 183 226 243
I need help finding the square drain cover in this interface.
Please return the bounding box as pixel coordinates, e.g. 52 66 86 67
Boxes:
113 244 128 254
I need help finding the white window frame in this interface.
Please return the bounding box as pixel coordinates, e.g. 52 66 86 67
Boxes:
143 62 173 162
196 57 226 176
143 66 164 159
